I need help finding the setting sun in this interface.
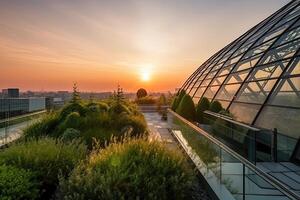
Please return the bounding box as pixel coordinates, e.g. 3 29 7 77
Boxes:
140 65 153 82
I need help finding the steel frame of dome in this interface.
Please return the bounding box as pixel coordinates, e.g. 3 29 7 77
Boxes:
180 0 300 140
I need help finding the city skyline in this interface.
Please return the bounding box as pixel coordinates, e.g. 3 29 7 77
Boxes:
0 0 289 92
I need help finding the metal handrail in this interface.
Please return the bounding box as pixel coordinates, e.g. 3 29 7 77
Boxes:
0 110 46 124
168 109 300 200
204 110 260 131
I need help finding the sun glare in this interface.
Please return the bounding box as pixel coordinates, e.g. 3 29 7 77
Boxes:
140 64 153 82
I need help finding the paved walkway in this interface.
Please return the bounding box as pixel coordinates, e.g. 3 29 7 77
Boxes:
143 112 178 150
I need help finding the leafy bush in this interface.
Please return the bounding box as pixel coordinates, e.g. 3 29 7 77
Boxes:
114 113 147 136
136 88 148 99
176 94 196 121
209 100 223 113
171 97 179 111
0 165 39 200
177 90 186 104
196 97 210 123
59 103 87 120
0 138 87 199
87 102 109 113
61 112 81 130
57 139 193 200
23 113 60 139
135 96 156 105
109 102 130 115
62 128 81 142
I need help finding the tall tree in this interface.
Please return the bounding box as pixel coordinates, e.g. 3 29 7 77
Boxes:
71 83 81 104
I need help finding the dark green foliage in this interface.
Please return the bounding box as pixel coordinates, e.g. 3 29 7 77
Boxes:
0 138 87 199
61 112 81 129
136 88 148 99
59 103 87 121
196 97 210 123
70 83 81 104
114 113 147 136
61 128 81 142
171 97 179 111
109 102 130 115
176 94 196 121
0 165 39 200
209 100 223 113
57 139 194 200
177 90 186 104
135 96 156 105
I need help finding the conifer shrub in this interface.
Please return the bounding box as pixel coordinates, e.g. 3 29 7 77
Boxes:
196 97 210 123
177 90 186 104
171 96 179 111
59 102 87 121
209 100 223 113
61 112 81 130
176 94 196 121
57 139 194 200
0 138 87 199
109 102 130 115
0 165 39 200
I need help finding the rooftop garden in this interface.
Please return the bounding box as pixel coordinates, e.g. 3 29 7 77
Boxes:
0 85 201 200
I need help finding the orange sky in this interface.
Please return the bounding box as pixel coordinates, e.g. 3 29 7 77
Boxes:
0 0 288 92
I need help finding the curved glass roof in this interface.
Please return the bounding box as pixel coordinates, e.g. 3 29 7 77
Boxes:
180 0 300 139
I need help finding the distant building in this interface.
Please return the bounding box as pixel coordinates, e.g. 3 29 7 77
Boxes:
0 88 46 119
2 88 19 98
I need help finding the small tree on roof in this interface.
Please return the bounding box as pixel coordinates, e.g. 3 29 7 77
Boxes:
70 83 81 104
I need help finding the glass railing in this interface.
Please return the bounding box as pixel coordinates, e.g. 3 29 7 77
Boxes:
0 110 46 146
167 109 299 200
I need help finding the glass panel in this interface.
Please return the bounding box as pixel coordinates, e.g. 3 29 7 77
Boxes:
202 78 212 87
260 38 300 64
211 76 226 86
244 39 276 59
255 106 300 138
194 87 205 98
268 77 300 108
275 26 300 47
226 69 251 84
215 83 241 101
244 167 289 200
229 103 260 124
218 65 235 76
285 57 300 75
221 149 244 200
248 60 289 81
235 54 261 72
236 79 277 104
203 86 221 99
213 99 230 110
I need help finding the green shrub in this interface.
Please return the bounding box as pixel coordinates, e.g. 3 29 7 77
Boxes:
0 165 39 200
209 100 223 113
87 102 109 113
135 96 156 105
0 138 87 199
23 113 60 139
114 114 147 137
171 97 179 111
196 97 210 123
177 90 186 104
109 103 130 115
60 103 87 120
62 128 81 142
57 139 193 200
61 112 81 129
176 94 196 121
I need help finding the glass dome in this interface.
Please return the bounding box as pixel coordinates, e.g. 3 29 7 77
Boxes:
180 0 300 139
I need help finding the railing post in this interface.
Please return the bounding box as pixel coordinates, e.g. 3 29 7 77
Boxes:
243 164 245 200
272 128 278 162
